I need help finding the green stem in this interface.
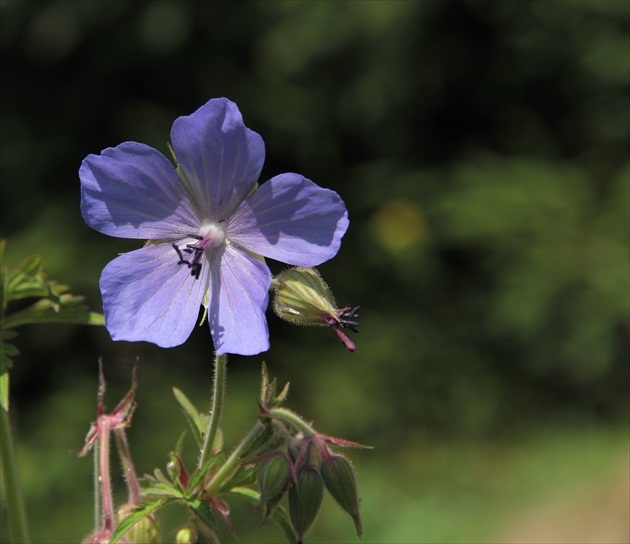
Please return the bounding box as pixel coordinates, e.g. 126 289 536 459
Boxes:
269 407 316 437
205 420 266 496
198 353 228 471
0 407 30 543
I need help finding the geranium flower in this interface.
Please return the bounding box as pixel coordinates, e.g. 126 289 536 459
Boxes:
80 98 348 355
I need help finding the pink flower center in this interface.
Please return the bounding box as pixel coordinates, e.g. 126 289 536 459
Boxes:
172 222 226 280
198 221 226 249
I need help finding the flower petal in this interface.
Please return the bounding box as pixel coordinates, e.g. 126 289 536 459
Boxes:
100 243 207 347
80 142 199 239
227 173 349 267
206 245 271 355
170 98 265 221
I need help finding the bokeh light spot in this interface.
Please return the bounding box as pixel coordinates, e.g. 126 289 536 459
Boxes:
371 199 426 252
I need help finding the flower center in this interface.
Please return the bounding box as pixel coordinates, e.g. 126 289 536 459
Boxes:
171 221 226 280
198 221 226 249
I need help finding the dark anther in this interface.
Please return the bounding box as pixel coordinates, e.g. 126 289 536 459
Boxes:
339 306 360 333
172 240 204 280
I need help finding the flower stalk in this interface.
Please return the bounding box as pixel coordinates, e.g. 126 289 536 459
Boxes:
198 353 228 471
98 419 116 532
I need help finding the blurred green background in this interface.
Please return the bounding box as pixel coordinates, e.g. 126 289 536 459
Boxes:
1 0 628 542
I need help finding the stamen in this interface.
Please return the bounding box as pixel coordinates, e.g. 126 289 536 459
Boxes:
172 223 225 281
172 235 204 280
338 306 360 332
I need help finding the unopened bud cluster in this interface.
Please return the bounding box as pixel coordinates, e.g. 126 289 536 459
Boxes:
254 427 363 541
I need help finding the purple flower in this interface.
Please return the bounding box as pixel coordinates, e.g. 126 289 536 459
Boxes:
80 98 348 355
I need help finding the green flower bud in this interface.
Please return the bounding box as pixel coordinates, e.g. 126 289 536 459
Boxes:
272 267 360 351
175 527 196 544
273 267 337 326
117 502 161 544
257 455 292 519
289 465 324 540
321 454 363 536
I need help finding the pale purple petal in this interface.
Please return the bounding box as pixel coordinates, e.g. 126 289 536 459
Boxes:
227 173 349 267
81 142 199 239
206 245 271 355
170 98 265 221
100 243 207 347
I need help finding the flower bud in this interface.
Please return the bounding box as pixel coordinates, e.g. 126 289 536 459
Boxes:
288 465 324 540
257 455 292 519
321 454 363 536
272 267 359 351
273 267 337 326
175 527 196 544
117 502 161 544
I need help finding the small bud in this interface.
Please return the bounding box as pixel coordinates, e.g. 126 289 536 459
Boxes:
257 455 292 520
321 454 363 536
175 527 196 544
272 267 359 351
289 465 324 540
117 502 162 544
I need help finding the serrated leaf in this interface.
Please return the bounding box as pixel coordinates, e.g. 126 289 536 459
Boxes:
152 468 174 488
6 256 48 300
2 295 104 328
109 498 170 544
229 487 298 544
143 481 183 499
173 387 206 446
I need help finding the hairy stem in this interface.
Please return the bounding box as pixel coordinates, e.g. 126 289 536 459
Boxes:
98 419 115 531
198 353 228 470
269 407 316 437
114 428 141 502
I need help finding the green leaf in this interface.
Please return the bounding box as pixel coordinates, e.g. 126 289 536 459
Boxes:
143 481 183 498
188 497 217 529
110 498 170 544
6 255 48 301
151 468 177 489
230 487 298 544
173 387 206 447
185 454 223 496
2 292 104 329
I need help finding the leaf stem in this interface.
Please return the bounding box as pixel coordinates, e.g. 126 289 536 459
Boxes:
198 353 228 471
0 406 30 543
205 420 266 496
